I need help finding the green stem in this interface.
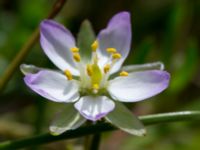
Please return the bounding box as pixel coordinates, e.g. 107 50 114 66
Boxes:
84 121 92 150
89 134 101 150
84 135 92 150
0 0 67 92
0 111 199 150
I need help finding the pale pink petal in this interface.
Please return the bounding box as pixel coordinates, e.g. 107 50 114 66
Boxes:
24 70 79 102
97 12 131 74
108 70 170 102
40 20 79 75
74 96 115 121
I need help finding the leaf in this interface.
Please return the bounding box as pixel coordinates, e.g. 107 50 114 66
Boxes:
132 37 154 64
105 102 146 136
50 104 86 136
162 1 188 65
77 20 96 63
170 39 198 93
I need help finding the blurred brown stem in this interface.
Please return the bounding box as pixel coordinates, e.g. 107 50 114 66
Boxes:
0 0 67 92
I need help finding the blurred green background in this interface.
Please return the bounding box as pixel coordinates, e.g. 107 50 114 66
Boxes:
0 0 200 149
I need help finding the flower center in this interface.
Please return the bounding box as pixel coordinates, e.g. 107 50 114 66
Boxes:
64 40 128 94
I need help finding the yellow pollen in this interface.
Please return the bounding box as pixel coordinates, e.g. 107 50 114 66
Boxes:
64 70 73 80
92 84 99 90
91 40 98 52
119 71 129 77
106 48 117 53
86 64 93 76
112 53 122 59
70 47 79 53
104 64 110 74
73 53 81 62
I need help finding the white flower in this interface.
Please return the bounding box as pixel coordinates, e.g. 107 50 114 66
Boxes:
21 12 170 136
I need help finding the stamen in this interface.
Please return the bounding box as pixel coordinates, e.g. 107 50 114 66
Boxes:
104 64 110 74
73 53 81 62
70 47 79 53
86 64 93 76
119 71 129 77
112 53 122 59
91 40 98 52
64 69 73 80
106 48 117 53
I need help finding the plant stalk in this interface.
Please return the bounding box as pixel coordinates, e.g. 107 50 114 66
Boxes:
0 0 67 92
0 111 199 150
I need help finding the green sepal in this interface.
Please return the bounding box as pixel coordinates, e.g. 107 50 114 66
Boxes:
20 64 42 75
50 103 86 136
105 102 146 136
77 20 96 63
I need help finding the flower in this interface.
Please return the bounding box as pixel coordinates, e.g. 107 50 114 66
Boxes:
21 12 170 136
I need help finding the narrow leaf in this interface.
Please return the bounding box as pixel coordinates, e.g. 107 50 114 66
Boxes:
105 102 146 136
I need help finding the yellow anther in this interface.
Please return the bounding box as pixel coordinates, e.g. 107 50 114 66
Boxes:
91 40 98 52
64 70 73 80
73 53 81 62
119 71 129 77
106 48 117 53
86 64 93 76
104 64 110 74
112 53 122 59
70 47 79 53
92 84 99 90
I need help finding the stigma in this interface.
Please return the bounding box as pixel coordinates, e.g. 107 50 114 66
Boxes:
92 84 99 94
69 41 126 94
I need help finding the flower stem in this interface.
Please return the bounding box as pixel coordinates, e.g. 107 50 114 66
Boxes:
0 111 199 150
84 135 92 150
0 0 67 93
89 134 101 150
84 121 93 150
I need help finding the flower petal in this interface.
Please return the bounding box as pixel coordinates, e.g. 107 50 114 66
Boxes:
50 104 86 135
122 62 164 73
24 70 80 103
105 102 146 136
97 11 131 74
74 96 115 121
108 70 170 102
40 20 79 75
